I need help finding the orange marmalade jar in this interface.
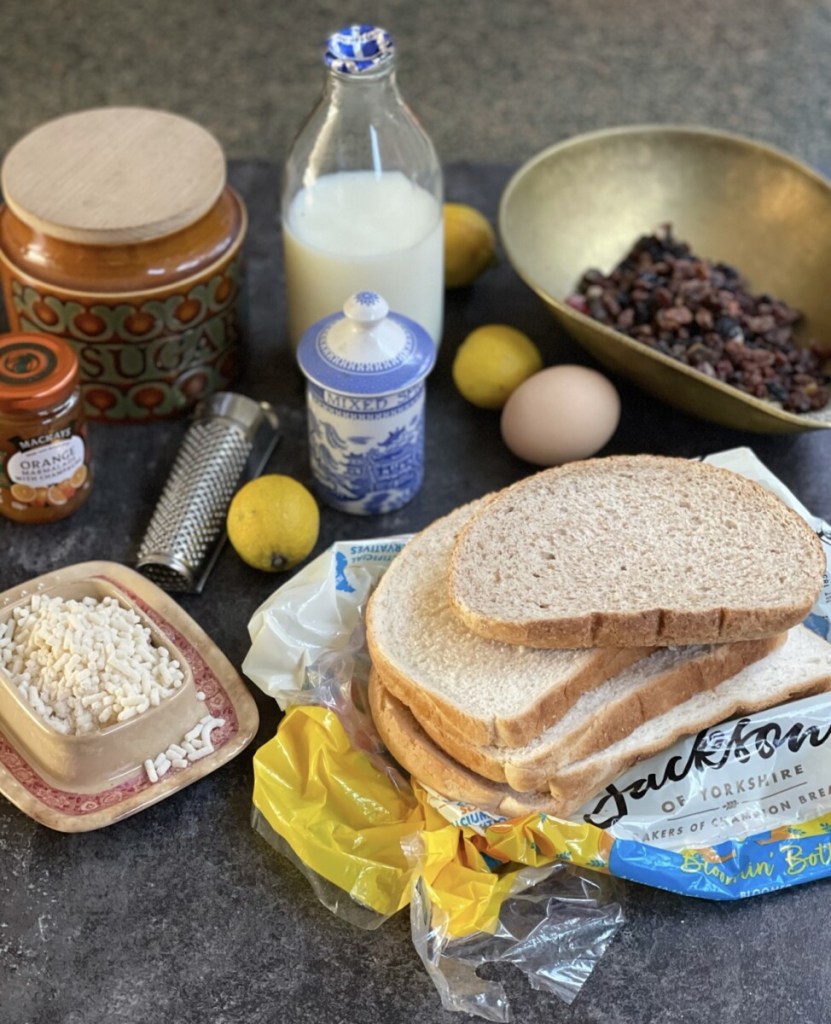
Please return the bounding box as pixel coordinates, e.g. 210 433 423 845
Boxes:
0 333 93 522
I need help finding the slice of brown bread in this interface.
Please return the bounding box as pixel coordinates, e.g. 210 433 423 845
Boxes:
547 624 831 815
367 667 562 819
448 455 825 649
365 500 648 748
402 630 786 791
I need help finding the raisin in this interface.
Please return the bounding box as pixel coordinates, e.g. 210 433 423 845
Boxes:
714 316 741 339
568 224 827 414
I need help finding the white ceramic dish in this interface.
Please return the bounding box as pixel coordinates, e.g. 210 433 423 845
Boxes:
0 561 259 832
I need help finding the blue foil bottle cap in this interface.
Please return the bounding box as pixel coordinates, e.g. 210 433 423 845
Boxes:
296 291 436 397
324 24 395 75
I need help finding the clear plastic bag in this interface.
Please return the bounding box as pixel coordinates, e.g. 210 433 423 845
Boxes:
410 859 624 1020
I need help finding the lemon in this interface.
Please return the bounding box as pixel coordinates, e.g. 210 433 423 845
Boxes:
444 203 497 288
452 325 543 410
227 474 320 573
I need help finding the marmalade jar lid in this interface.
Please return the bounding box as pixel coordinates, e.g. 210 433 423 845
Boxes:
0 107 227 246
0 334 80 414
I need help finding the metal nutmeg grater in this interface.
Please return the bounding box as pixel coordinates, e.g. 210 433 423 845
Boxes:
136 392 280 593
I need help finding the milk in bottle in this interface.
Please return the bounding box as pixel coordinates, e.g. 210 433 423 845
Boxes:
282 24 443 352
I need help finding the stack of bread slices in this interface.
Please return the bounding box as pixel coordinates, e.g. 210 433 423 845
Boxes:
366 455 831 819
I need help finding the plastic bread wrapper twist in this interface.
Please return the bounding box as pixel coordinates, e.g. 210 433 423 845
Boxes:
242 447 831 1021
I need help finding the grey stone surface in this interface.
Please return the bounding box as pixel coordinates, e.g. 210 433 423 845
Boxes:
1 160 831 1024
2 3 831 1014
1 0 831 173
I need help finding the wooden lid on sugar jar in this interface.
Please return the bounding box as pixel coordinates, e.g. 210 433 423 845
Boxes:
1 107 227 245
0 107 245 294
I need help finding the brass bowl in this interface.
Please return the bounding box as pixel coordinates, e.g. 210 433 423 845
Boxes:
499 125 831 433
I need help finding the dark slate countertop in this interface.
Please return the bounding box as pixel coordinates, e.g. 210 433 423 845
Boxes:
1 161 830 1024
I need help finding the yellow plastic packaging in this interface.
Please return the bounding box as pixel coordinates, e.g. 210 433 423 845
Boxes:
253 706 420 918
251 701 625 1017
253 704 612 937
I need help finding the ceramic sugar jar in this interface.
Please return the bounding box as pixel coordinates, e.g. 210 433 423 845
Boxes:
296 291 435 514
0 108 247 422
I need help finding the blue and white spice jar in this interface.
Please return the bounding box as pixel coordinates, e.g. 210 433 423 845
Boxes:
296 291 436 515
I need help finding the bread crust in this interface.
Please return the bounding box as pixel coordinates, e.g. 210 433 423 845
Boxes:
394 631 787 792
368 667 562 819
366 599 646 747
448 455 825 649
450 602 817 649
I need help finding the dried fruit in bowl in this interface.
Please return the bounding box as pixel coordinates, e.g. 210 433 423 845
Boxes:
569 225 829 414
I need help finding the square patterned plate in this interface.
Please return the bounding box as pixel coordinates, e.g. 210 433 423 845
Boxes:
0 561 259 832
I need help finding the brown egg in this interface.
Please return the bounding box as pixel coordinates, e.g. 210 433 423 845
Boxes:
500 365 620 466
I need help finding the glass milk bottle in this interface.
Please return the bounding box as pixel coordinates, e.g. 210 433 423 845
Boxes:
282 24 444 352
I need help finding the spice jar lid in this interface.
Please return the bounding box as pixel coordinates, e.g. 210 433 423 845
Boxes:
297 291 436 397
0 334 80 414
1 108 227 245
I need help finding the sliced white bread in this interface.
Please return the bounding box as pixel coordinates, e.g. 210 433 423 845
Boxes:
365 500 649 748
547 624 831 815
399 630 786 791
367 667 562 819
448 455 825 649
